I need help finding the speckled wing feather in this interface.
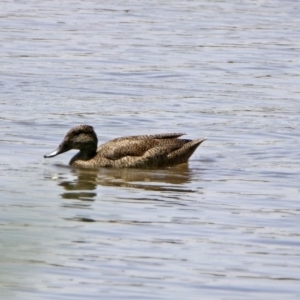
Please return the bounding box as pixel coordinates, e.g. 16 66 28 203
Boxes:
110 133 186 142
143 133 186 140
99 134 190 161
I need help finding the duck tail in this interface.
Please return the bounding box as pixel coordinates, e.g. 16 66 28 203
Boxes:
167 138 207 164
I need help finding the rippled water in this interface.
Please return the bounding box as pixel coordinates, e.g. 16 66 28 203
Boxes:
1 1 300 299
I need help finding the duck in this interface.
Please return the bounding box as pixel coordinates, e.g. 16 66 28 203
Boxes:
44 125 206 169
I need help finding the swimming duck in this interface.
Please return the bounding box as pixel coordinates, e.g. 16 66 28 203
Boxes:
44 125 206 168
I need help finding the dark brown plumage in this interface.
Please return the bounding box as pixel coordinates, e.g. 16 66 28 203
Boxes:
44 125 206 168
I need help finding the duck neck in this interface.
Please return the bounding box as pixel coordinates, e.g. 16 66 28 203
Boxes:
70 146 96 166
79 144 97 160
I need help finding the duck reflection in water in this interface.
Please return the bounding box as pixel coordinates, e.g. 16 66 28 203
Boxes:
58 163 199 202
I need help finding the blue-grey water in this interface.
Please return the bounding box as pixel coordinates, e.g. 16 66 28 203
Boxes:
1 1 300 299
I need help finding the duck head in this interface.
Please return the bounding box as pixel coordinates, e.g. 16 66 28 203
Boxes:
44 125 98 158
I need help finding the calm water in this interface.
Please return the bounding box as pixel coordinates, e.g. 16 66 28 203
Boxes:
1 1 300 299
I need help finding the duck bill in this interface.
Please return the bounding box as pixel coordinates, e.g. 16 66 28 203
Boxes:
44 145 68 158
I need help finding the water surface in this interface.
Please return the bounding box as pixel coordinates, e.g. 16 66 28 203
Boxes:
1 1 300 299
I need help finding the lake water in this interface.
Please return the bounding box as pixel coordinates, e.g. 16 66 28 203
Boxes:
1 0 300 299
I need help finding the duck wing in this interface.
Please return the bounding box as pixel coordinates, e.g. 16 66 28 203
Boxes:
99 134 188 161
111 133 185 142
